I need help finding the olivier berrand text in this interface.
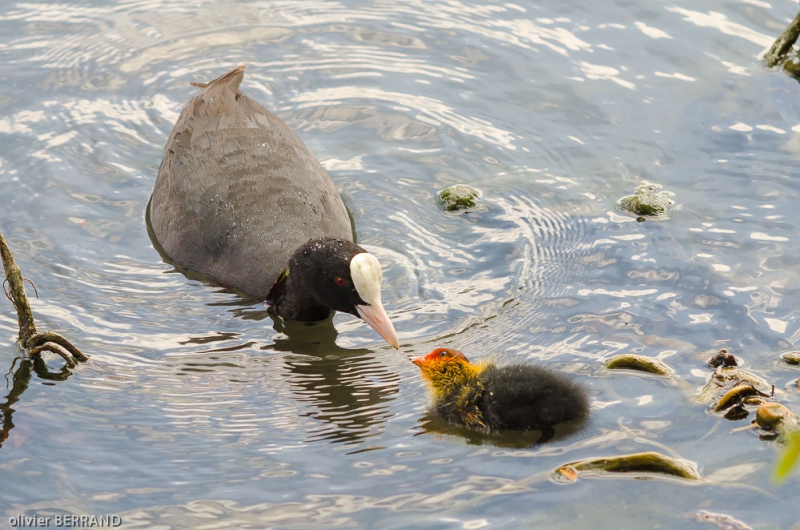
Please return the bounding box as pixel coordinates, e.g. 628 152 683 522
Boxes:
9 515 122 528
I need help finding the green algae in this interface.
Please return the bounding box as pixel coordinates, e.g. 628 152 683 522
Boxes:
617 183 674 220
438 185 481 212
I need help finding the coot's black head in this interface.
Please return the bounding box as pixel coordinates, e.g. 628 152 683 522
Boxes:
267 237 399 349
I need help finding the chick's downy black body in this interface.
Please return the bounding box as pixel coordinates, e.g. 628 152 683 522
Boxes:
436 364 589 432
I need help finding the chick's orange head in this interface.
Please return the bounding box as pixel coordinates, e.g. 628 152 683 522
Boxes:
413 348 482 396
412 348 470 367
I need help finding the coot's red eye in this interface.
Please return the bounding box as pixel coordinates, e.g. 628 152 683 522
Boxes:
334 277 348 287
439 350 449 357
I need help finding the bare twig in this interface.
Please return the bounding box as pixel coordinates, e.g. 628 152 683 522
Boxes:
24 278 38 298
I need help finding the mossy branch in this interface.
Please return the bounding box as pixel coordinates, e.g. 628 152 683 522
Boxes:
765 11 800 68
1 233 36 342
0 229 87 367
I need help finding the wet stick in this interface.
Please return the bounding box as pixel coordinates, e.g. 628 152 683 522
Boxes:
0 228 88 367
765 11 800 67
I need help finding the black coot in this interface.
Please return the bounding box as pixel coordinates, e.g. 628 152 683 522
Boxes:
149 66 398 348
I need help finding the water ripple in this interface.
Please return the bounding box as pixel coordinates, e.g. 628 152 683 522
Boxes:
3 0 800 527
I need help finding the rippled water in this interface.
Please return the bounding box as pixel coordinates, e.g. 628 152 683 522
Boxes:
2 0 800 527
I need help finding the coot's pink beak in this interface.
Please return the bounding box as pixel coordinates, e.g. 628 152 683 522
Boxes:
356 303 400 350
410 356 424 367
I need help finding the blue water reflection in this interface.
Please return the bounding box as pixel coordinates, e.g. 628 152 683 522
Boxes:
2 0 800 527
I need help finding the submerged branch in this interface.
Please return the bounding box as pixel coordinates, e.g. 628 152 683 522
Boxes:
1 356 73 448
0 228 88 367
555 451 702 482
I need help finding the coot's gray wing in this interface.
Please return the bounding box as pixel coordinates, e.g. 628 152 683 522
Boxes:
150 66 353 298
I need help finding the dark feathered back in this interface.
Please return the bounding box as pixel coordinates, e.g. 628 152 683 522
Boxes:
478 364 589 431
150 66 353 299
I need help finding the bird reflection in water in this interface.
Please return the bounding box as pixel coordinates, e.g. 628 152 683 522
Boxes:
270 316 401 446
174 305 401 447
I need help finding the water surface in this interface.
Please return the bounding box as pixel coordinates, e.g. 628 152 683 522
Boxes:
2 0 800 527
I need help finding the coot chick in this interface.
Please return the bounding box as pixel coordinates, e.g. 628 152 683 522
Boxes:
149 66 398 348
413 348 589 437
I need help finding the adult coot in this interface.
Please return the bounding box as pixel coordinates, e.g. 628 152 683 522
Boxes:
149 66 399 348
412 348 589 436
